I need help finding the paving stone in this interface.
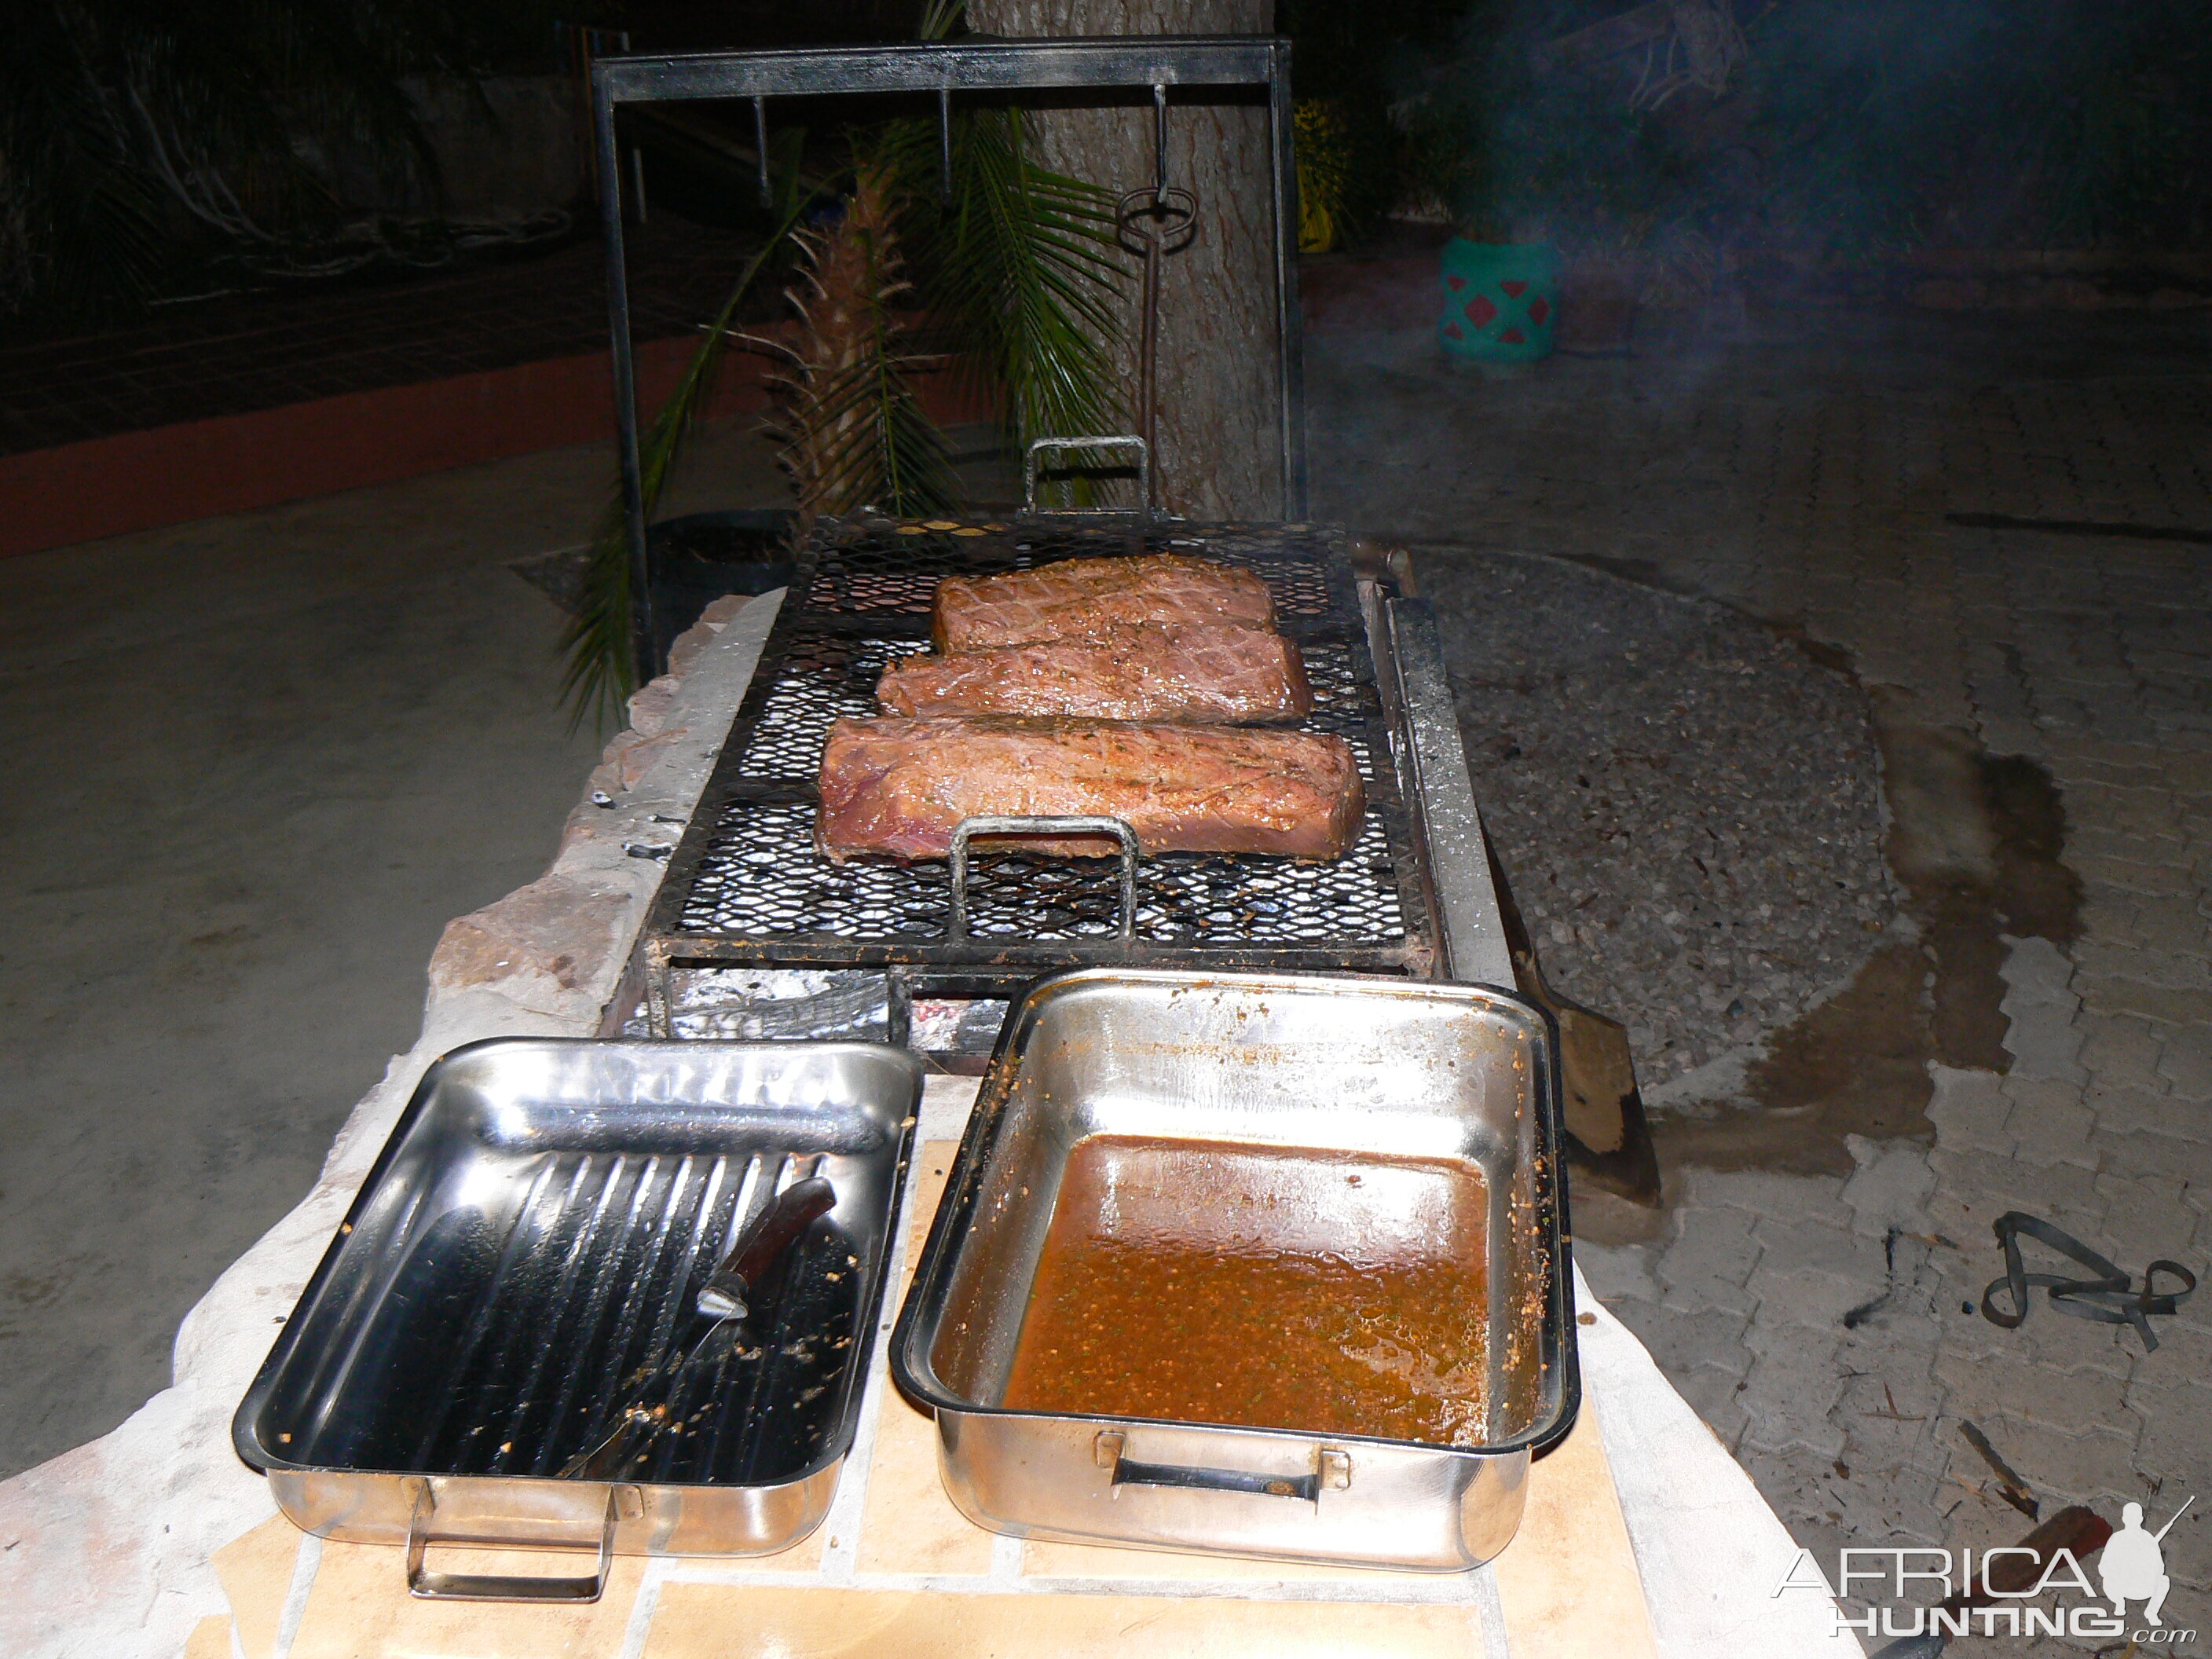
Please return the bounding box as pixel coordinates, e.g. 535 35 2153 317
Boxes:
1927 1065 2019 1157
1693 1167 1857 1230
2073 940 2212 991
1833 1370 1946 1474
2094 1128 2212 1195
2078 976 2212 1029
1740 1324 1850 1458
2092 1172 2203 1266
1664 1364 1753 1444
2087 1081 2203 1140
1751 1213 1894 1282
2123 1389 2212 1495
1570 1240 1661 1306
2162 1025 2212 1100
2062 780 2185 834
2068 851 2199 895
2000 935 2080 1002
2002 1078 2102 1168
1606 1296 1753 1381
1927 1148 2109 1236
1841 1134 1941 1236
2115 901 2210 957
1655 1203 1763 1296
1946 1415 2142 1509
1933 1346 2137 1437
2081 1015 2181 1092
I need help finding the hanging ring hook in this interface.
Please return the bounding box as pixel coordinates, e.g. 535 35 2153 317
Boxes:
753 97 771 207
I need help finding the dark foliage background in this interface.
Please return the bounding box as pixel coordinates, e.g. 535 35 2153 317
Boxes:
1 0 587 328
1281 0 2212 254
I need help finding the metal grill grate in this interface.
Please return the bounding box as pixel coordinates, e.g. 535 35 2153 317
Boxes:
643 517 1439 1000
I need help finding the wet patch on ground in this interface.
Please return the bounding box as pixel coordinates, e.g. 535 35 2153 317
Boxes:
1658 671 2082 1179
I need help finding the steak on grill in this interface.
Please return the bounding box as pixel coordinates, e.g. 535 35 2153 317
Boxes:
876 624 1314 723
816 718 1364 861
932 553 1275 650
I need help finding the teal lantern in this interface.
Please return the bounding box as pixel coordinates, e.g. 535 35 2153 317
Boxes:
1438 240 1561 364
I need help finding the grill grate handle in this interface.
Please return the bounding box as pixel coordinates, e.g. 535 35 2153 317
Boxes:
947 815 1139 943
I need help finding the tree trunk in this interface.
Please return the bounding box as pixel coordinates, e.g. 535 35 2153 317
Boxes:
970 0 1284 521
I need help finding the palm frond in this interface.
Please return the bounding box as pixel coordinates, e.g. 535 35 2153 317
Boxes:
556 184 818 731
875 108 1130 463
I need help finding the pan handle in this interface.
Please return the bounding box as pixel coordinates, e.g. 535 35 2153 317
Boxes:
1094 1431 1351 1503
405 1479 621 1602
947 815 1139 943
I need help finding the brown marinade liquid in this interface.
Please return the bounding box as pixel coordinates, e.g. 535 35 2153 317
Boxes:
1001 1134 1490 1445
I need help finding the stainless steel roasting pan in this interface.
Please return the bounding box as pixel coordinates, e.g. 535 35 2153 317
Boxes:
891 969 1577 1573
233 1038 921 1600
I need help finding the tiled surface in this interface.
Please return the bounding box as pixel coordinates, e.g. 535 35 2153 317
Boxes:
643 1585 1490 1658
1307 301 2212 1650
203 1144 1654 1658
0 222 754 458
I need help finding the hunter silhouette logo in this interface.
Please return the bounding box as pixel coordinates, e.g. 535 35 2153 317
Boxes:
2103 1498 2191 1626
1774 1495 2199 1645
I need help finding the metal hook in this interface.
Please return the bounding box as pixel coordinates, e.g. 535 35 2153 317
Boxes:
753 97 771 207
1152 82 1169 195
938 86 954 206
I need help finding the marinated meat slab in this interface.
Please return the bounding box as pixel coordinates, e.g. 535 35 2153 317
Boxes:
932 553 1275 650
816 717 1364 861
876 624 1314 723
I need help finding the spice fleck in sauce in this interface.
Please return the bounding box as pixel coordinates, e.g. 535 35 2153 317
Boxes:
1002 1135 1491 1445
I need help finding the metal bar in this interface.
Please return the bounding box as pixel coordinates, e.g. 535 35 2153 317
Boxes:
937 86 954 204
591 71 655 693
1269 40 1307 518
753 97 771 205
593 38 1280 104
1381 599 1511 987
592 39 1301 591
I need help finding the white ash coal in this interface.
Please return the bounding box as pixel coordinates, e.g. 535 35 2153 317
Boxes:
1421 548 1896 1090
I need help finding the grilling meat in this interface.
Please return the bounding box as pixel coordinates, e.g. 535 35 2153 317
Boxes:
932 552 1275 650
816 718 1365 861
876 624 1315 723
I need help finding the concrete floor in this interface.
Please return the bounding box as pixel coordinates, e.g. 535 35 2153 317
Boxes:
0 422 787 1478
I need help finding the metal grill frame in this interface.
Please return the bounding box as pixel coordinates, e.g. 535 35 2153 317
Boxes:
591 36 1306 687
635 519 1449 1024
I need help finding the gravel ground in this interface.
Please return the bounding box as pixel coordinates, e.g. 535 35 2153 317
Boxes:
1421 548 1897 1089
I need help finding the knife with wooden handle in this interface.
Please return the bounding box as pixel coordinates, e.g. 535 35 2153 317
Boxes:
560 1176 837 1481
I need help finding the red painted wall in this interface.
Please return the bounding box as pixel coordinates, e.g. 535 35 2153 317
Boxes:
0 335 994 558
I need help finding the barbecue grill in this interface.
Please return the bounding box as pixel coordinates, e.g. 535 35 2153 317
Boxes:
625 515 1511 1054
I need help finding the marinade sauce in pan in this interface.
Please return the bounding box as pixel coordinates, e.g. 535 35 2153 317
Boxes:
1001 1134 1491 1445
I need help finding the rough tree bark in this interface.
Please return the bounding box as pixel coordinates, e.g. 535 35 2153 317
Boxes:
970 0 1284 521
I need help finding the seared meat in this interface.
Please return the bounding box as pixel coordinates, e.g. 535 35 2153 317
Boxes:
876 624 1314 723
932 553 1275 650
815 718 1364 861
